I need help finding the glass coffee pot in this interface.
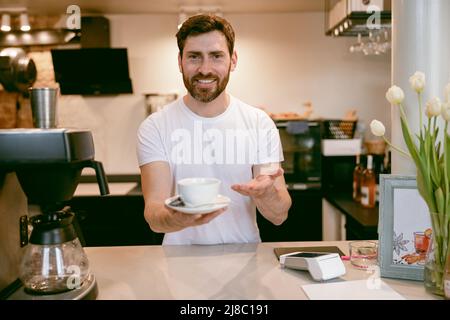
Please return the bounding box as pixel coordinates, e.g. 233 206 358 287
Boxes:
19 207 90 294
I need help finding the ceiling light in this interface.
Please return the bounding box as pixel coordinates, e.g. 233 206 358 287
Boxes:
20 13 30 32
1 14 11 32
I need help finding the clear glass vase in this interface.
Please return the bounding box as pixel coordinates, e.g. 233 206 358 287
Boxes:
424 235 445 296
445 253 450 299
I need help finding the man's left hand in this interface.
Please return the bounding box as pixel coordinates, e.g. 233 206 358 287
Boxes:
231 168 283 198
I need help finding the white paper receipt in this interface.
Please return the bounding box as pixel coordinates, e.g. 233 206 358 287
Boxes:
301 279 405 300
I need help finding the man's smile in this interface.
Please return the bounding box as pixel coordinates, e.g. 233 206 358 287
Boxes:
194 78 217 88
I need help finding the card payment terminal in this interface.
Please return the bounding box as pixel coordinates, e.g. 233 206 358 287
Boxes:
279 252 346 281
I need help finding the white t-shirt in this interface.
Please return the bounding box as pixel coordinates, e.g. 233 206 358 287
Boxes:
137 95 283 245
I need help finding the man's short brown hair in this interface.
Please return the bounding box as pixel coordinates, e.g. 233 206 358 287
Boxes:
176 14 235 56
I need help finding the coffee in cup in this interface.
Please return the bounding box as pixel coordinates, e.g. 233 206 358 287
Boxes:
177 178 221 207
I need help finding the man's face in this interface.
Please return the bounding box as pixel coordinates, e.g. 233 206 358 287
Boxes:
179 30 237 103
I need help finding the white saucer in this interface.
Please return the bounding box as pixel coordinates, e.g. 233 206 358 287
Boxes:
164 195 230 214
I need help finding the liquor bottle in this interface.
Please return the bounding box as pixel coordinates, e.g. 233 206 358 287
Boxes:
352 154 363 202
361 155 376 208
375 155 384 203
384 150 391 174
376 151 392 203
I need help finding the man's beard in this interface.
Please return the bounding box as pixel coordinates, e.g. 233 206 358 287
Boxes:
182 67 231 103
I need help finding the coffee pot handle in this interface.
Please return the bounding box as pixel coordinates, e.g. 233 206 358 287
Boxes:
87 160 110 195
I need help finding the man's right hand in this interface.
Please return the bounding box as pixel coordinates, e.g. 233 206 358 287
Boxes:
147 203 226 233
140 161 227 233
168 206 227 229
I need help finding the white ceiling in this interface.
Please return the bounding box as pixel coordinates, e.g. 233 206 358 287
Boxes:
0 0 325 15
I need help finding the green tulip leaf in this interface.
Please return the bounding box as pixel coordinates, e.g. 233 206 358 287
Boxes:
435 187 445 217
446 135 450 181
400 116 420 165
417 169 436 212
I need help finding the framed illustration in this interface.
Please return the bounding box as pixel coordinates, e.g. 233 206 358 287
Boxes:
378 174 432 281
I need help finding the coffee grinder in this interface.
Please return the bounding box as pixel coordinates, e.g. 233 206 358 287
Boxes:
0 128 109 299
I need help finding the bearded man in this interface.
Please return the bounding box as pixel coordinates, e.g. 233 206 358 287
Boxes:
137 14 291 245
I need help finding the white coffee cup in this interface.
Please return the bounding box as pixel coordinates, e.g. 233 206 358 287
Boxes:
177 178 221 207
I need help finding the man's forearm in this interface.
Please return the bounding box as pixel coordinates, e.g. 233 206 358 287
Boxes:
253 185 291 225
144 201 184 233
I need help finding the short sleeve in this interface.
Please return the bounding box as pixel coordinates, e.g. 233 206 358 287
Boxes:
136 117 169 167
256 112 284 164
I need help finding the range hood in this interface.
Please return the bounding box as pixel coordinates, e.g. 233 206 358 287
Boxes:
51 17 133 95
51 47 133 95
325 0 391 36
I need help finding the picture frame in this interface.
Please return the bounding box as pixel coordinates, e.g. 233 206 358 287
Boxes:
378 174 432 281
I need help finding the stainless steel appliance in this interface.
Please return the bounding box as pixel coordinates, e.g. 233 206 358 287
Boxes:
257 120 323 242
0 128 109 300
0 48 36 95
276 120 322 189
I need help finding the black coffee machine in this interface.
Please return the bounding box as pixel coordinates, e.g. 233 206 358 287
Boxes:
0 128 109 300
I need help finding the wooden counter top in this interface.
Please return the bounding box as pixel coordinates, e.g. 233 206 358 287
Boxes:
85 241 437 300
325 191 379 227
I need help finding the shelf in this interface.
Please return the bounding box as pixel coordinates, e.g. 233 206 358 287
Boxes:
325 0 391 37
325 11 391 37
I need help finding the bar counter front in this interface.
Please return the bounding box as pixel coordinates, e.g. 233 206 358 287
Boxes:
84 241 439 300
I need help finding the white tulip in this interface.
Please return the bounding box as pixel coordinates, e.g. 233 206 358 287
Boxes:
409 71 426 93
441 102 450 121
445 83 450 102
386 85 405 105
425 97 442 118
370 120 386 137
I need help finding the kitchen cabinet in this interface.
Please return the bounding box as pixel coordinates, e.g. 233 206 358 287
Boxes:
70 179 322 246
323 191 378 240
321 155 379 240
257 188 322 242
322 198 346 240
70 191 322 246
68 194 163 247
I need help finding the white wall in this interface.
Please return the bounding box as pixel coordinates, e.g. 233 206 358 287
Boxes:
58 12 390 174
